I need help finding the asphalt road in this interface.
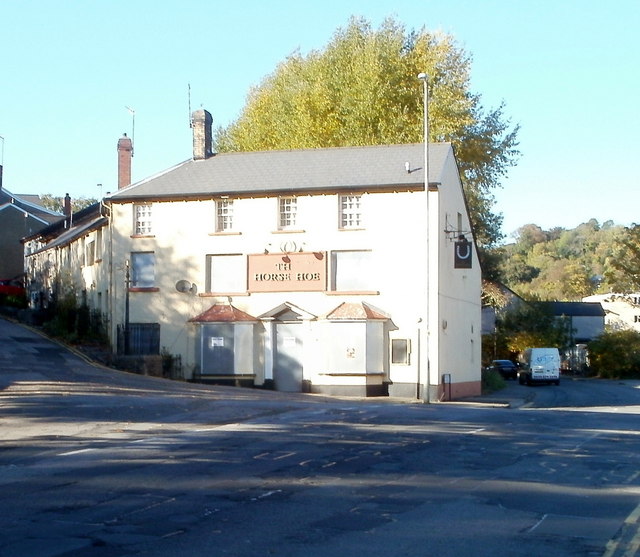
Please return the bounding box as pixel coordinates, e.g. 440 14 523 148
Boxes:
1 317 640 557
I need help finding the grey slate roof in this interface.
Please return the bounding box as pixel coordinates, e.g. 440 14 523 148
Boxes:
544 302 606 317
0 188 62 225
23 202 104 243
30 216 108 254
108 143 452 201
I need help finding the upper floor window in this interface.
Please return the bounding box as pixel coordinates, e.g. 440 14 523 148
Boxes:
339 194 362 229
95 228 103 260
216 199 234 232
130 252 155 288
85 240 95 266
278 196 297 230
134 203 152 236
79 238 86 266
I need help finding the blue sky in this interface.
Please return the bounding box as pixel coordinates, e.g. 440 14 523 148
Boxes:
1 0 638 238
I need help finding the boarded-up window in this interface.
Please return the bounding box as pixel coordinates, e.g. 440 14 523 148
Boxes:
391 339 410 365
206 254 245 293
331 250 373 291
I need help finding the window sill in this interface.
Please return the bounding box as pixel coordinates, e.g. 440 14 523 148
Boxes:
319 371 385 377
128 287 160 293
338 227 365 232
271 229 306 234
326 290 379 296
199 291 249 297
209 231 242 236
130 234 156 239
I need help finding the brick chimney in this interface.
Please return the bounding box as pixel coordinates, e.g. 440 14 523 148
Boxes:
192 109 213 160
64 193 71 217
117 133 133 189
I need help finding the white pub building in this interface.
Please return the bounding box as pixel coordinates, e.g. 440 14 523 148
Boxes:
26 109 482 400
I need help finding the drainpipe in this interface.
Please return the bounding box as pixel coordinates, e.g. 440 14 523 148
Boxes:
124 259 130 355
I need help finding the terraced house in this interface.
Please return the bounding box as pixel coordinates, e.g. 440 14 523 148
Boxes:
26 109 482 400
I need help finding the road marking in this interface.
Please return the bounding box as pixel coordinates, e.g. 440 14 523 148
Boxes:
624 536 640 557
250 490 282 501
605 539 620 557
58 448 96 456
527 514 547 533
603 500 640 557
625 471 640 485
621 503 640 557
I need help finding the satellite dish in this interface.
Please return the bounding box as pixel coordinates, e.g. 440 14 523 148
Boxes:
175 279 191 293
190 283 198 295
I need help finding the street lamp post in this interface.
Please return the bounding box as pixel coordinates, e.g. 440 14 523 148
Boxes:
417 73 429 193
417 73 430 401
418 72 439 402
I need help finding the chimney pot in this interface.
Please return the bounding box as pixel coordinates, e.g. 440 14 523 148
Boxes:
117 134 133 189
192 109 213 160
64 193 71 217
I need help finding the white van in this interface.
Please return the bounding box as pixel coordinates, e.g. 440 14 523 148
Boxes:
518 348 561 386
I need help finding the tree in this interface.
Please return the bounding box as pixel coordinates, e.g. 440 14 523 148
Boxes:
498 301 572 354
495 220 630 300
40 194 97 214
215 17 519 249
605 224 640 292
512 224 547 253
589 329 640 379
500 252 540 285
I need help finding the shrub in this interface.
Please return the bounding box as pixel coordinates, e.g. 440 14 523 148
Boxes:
0 293 28 309
482 368 506 393
43 293 78 341
589 330 640 379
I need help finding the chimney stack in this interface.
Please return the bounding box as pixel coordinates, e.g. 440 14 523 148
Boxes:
64 193 71 217
192 109 213 160
117 133 133 189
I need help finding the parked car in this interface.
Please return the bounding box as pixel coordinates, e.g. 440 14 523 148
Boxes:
487 359 519 380
0 278 25 298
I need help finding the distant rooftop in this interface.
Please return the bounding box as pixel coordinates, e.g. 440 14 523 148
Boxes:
0 188 62 225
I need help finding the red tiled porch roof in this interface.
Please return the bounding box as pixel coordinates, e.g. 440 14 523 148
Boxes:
189 304 257 323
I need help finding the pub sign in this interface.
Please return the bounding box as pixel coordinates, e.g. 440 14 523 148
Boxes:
454 237 472 269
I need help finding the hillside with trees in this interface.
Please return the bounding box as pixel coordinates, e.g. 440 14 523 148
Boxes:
494 220 639 301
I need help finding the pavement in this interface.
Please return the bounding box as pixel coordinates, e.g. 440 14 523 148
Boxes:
0 314 532 410
458 383 535 409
